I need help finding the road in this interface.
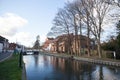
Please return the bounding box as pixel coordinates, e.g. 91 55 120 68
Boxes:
0 52 12 62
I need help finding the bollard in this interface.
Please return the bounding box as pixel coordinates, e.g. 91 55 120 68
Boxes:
19 50 23 68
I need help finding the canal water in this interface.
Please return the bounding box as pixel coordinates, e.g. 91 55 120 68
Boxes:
23 53 120 80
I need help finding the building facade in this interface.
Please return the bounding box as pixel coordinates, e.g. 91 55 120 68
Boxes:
0 36 9 53
42 37 54 51
42 34 95 55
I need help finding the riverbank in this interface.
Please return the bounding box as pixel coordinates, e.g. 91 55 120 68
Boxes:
0 54 22 80
41 51 120 67
22 62 27 80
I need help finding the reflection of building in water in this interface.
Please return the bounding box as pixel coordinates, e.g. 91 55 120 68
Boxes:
72 61 84 74
58 58 65 71
50 56 57 68
50 56 65 71
50 56 100 80
70 61 96 80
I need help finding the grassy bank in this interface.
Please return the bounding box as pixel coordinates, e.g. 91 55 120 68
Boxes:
0 54 22 80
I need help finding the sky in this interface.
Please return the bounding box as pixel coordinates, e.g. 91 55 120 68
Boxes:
0 0 119 47
0 0 73 47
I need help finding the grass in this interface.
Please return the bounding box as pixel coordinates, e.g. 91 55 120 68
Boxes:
0 54 22 80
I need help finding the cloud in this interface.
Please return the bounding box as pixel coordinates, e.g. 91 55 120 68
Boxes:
8 32 33 47
0 13 28 36
7 32 47 47
65 0 74 2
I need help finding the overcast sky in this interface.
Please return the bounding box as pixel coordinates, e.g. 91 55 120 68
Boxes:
0 0 74 47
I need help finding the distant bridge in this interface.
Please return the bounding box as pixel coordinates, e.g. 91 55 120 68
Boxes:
23 49 42 55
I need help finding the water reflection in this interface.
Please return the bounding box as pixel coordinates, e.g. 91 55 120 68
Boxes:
23 54 120 80
33 55 39 67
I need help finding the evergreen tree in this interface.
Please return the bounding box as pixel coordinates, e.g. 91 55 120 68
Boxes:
115 20 120 59
33 35 40 49
116 20 120 48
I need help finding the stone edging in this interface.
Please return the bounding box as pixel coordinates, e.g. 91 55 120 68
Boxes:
74 57 120 67
22 62 27 80
41 52 120 67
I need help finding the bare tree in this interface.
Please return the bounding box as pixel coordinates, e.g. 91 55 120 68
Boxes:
52 8 74 55
112 0 120 7
82 0 111 58
48 0 113 58
65 2 82 56
73 0 92 57
72 1 84 56
80 0 97 57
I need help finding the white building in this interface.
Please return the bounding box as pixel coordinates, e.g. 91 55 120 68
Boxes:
0 36 9 53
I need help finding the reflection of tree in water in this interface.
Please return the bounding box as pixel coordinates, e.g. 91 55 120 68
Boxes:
99 66 103 80
50 57 97 80
64 60 73 80
43 56 49 67
49 56 98 80
75 62 95 80
66 61 96 80
107 67 120 74
33 55 39 67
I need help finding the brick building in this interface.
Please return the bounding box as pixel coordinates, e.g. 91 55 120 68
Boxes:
42 37 54 51
42 33 95 55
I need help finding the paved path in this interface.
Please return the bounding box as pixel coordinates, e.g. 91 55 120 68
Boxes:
0 52 12 62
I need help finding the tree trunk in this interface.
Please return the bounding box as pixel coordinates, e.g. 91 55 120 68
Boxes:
67 33 72 55
79 19 82 56
97 38 102 58
74 16 78 56
87 30 90 57
87 14 91 57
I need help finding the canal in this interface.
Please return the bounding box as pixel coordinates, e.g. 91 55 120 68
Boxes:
23 53 120 80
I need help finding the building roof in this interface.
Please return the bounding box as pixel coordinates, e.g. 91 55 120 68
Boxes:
8 43 17 50
47 37 54 40
42 37 55 48
0 35 8 43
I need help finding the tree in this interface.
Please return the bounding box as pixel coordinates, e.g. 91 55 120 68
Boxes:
101 21 120 59
101 37 117 51
51 8 74 54
65 2 81 56
81 0 111 58
116 20 120 34
48 0 114 58
81 0 93 57
33 35 40 49
116 20 120 59
116 20 120 48
70 0 85 56
112 0 120 7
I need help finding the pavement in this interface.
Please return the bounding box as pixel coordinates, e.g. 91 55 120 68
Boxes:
0 52 12 62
